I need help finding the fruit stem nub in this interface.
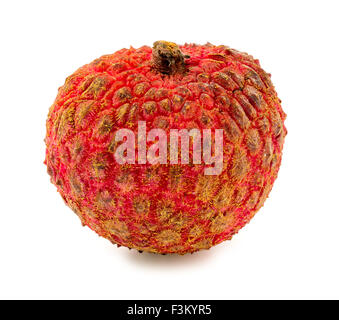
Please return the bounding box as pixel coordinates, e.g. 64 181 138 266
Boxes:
152 41 187 75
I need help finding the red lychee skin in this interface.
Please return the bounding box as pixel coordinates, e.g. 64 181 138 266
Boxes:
45 42 287 254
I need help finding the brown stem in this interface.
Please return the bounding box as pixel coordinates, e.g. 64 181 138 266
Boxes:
152 41 187 75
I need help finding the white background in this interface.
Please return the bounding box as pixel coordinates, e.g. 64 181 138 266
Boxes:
0 0 338 300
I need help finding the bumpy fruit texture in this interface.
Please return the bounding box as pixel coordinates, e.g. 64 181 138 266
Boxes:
45 41 286 254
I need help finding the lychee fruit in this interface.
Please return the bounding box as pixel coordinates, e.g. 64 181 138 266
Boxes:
45 41 287 254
